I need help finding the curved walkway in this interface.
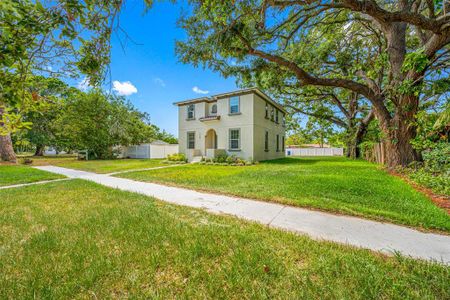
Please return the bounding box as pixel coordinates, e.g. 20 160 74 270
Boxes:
34 165 450 264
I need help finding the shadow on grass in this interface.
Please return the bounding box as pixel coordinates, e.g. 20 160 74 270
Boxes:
261 157 321 165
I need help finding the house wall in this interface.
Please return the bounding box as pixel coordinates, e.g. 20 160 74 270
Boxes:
252 94 286 161
178 92 284 161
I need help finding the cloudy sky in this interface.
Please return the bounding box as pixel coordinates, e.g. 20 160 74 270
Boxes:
103 1 238 136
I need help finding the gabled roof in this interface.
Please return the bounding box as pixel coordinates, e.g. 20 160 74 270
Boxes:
173 87 287 114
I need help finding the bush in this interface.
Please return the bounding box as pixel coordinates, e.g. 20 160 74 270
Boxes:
422 142 449 174
167 153 187 163
408 169 450 196
199 154 254 166
401 142 450 196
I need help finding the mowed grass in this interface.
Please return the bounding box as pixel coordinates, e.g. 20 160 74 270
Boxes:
55 158 165 173
0 165 64 187
14 155 166 174
118 157 450 232
0 180 448 299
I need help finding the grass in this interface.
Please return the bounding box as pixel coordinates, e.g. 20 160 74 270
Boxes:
0 165 64 187
54 158 166 173
9 155 166 174
0 180 448 298
117 157 450 232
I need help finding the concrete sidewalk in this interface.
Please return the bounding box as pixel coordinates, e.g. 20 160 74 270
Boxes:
34 165 450 264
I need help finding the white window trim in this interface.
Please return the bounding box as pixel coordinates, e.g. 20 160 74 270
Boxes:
187 104 195 120
211 103 217 114
187 131 195 149
229 128 241 150
229 96 240 115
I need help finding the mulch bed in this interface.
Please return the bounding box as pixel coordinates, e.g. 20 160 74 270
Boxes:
390 171 450 214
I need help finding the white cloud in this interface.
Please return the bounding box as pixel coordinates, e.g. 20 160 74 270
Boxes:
77 77 90 91
112 80 138 96
192 86 209 94
153 77 166 87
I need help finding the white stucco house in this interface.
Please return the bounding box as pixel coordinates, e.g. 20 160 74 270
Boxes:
174 88 286 162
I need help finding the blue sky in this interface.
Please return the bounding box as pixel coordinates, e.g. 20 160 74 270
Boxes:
104 1 238 136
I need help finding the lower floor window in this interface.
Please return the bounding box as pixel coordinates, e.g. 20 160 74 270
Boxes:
282 136 285 152
276 134 280 152
229 129 240 150
264 131 269 151
187 132 195 149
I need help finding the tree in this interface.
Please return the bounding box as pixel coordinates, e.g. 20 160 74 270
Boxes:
55 90 161 159
177 0 450 168
22 76 73 156
0 0 121 161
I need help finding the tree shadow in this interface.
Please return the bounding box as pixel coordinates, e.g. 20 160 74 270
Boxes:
261 157 321 165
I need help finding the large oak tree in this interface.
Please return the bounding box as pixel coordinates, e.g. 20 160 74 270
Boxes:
177 0 450 168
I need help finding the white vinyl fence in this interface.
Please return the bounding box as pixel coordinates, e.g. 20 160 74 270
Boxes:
123 144 179 159
286 147 344 157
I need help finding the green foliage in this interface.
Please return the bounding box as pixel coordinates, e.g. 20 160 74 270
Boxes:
54 90 157 159
0 0 119 134
408 168 450 196
421 143 450 174
167 153 187 163
402 50 429 73
200 154 254 166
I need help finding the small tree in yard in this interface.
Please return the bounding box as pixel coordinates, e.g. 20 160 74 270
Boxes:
176 0 450 168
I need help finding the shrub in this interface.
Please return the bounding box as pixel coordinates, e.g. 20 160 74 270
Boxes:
215 152 228 163
408 169 450 196
167 153 187 163
422 142 449 174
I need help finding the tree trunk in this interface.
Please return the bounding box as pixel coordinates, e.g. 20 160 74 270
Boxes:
0 133 17 162
0 105 17 162
377 96 420 168
34 144 45 156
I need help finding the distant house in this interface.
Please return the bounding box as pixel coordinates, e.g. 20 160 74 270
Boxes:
174 88 286 162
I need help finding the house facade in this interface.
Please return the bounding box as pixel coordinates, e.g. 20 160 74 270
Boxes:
174 88 286 162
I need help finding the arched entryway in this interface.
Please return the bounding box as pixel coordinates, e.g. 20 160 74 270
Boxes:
205 129 218 150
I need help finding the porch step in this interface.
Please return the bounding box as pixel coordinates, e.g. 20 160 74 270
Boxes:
191 156 203 163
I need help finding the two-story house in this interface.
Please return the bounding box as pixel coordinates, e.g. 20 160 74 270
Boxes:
174 88 286 162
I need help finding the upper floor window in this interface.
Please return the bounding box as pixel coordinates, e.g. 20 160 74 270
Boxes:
270 106 275 121
282 114 286 127
229 129 240 150
265 103 269 118
187 131 195 149
229 96 240 114
187 104 195 120
211 104 217 114
275 110 279 123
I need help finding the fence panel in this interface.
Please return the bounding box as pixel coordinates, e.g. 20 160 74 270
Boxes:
286 147 344 157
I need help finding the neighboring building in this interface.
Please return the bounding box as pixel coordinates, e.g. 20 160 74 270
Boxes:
122 140 179 159
174 88 286 162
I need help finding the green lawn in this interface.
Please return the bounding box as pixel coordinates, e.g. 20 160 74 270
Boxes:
54 158 166 173
0 165 64 187
0 180 448 298
117 157 450 232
